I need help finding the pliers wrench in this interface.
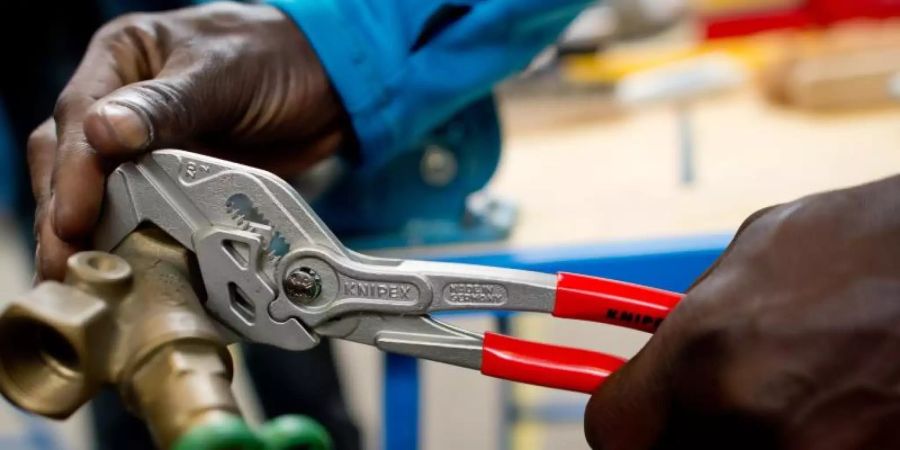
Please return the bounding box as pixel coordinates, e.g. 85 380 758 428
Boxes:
96 150 682 393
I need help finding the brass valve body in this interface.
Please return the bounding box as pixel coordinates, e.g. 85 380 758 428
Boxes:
0 228 239 449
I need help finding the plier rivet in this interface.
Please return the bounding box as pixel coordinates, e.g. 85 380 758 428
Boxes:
283 267 322 304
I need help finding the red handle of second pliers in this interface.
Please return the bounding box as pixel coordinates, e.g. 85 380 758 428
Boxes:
481 332 626 393
552 272 683 332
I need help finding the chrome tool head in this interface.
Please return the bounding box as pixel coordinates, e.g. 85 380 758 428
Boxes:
95 150 350 350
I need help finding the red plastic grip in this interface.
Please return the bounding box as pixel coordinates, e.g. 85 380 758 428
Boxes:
553 272 683 333
480 332 626 393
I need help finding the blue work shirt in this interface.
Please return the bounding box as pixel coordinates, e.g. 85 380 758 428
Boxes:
267 0 592 172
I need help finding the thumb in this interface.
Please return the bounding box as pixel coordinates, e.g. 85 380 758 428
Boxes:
83 69 216 157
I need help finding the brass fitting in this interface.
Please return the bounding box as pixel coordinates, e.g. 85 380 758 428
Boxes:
0 228 240 449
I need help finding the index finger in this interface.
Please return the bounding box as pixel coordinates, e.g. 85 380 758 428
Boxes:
27 119 57 207
26 119 81 282
49 16 161 241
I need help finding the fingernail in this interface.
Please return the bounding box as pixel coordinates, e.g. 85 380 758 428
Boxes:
99 103 151 150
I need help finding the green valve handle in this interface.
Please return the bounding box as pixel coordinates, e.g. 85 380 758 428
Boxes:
172 415 263 450
258 415 333 450
172 414 332 450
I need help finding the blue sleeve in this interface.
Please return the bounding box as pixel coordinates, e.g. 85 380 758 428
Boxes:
266 0 591 171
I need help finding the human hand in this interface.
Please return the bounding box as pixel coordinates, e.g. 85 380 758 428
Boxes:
585 176 900 449
28 2 350 281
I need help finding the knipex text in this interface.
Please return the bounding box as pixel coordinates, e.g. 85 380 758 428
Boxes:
343 281 414 300
606 309 663 330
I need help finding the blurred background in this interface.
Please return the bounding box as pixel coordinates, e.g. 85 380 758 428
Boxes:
3 0 900 449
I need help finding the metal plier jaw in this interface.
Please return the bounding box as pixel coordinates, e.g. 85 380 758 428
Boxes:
97 150 683 393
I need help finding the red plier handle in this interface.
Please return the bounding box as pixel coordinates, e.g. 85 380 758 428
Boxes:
479 272 682 393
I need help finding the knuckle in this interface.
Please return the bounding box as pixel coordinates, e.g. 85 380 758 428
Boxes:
95 13 152 39
51 92 73 121
766 198 819 248
92 15 167 79
92 14 162 58
190 1 253 24
735 204 781 237
26 125 54 158
724 201 808 263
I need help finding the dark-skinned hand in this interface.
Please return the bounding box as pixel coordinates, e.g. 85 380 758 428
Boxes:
586 175 900 450
28 2 349 281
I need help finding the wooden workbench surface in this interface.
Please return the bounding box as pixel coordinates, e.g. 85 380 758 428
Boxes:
494 87 900 247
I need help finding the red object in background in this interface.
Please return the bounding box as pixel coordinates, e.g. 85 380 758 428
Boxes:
703 0 900 39
813 0 900 24
705 9 813 38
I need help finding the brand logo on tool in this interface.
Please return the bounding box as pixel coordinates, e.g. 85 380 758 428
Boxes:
444 283 507 305
606 309 664 330
343 280 416 300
